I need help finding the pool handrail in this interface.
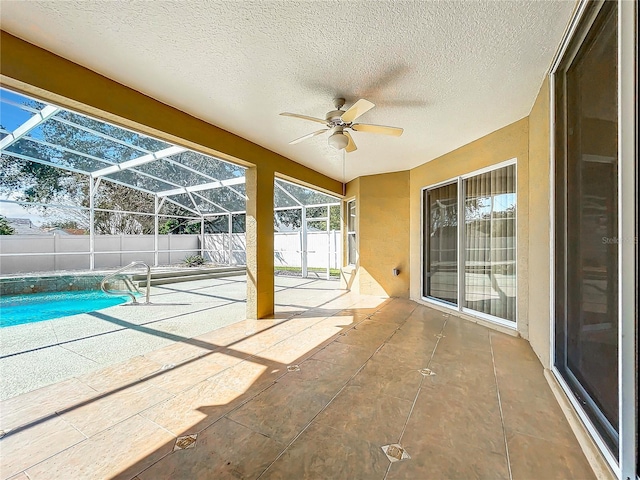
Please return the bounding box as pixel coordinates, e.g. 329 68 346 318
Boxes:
101 261 151 305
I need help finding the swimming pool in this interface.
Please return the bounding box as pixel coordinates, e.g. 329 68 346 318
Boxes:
0 290 132 328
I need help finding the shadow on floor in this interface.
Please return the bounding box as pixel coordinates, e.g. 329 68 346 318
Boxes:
1 295 595 480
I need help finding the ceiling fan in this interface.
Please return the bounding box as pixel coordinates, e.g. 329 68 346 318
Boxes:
280 98 403 152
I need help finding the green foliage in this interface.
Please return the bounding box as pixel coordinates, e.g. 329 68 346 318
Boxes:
159 218 201 234
274 265 340 277
274 204 341 231
0 216 14 235
159 219 179 234
184 254 205 267
41 220 81 230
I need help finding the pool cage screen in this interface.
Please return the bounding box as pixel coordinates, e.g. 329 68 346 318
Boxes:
0 88 341 277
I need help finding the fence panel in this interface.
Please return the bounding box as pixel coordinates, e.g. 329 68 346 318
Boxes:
0 234 199 274
0 231 340 274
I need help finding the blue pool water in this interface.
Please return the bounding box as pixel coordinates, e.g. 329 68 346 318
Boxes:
0 290 132 328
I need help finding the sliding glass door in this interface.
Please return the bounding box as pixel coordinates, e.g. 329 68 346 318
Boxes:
554 0 619 454
464 165 517 321
554 3 638 476
422 162 517 324
423 183 458 304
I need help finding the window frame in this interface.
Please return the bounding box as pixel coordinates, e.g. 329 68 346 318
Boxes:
346 198 357 266
549 1 637 477
420 158 518 328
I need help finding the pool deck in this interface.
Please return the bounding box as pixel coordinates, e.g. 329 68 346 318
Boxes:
0 277 595 480
0 275 254 400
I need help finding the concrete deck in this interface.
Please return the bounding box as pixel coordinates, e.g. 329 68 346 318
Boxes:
0 277 594 479
1 275 253 400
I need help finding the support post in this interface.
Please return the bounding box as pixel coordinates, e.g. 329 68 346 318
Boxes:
245 166 274 319
228 213 232 266
200 215 205 260
154 195 159 267
326 206 331 280
301 205 307 278
89 176 96 270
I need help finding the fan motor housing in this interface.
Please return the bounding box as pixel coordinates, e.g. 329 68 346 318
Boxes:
326 110 346 125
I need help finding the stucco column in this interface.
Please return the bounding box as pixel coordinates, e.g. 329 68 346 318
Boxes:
245 166 275 319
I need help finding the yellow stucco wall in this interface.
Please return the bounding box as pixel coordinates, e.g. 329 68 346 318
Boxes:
341 172 410 298
362 172 411 297
527 78 552 367
409 117 530 336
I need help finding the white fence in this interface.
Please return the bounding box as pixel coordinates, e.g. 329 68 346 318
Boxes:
0 234 200 274
273 231 341 269
204 231 341 269
0 231 342 275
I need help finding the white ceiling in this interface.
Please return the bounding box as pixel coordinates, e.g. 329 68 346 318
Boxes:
0 1 575 183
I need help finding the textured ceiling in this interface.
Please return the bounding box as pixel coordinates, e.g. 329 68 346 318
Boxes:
0 1 575 182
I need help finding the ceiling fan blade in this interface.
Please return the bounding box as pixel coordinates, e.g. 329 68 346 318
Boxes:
280 112 327 125
341 99 375 123
289 129 328 145
344 131 357 153
351 123 403 137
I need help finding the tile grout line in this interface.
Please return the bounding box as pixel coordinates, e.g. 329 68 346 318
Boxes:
489 333 513 480
8 301 375 469
133 303 393 477
253 345 384 480
125 416 185 480
8 299 397 479
140 413 179 439
383 315 449 480
242 296 386 364
134 375 288 480
14 424 88 480
255 315 409 480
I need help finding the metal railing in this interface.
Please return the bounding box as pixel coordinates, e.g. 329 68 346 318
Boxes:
100 261 151 305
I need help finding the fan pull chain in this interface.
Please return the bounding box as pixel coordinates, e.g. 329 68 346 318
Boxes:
342 149 346 196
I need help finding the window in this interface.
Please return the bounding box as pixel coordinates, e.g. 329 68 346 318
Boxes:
422 162 517 324
346 199 356 265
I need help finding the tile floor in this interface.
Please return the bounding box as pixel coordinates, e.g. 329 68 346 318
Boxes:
0 280 595 480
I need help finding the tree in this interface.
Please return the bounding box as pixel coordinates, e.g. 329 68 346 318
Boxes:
0 216 14 235
275 204 341 231
159 218 201 234
41 220 81 230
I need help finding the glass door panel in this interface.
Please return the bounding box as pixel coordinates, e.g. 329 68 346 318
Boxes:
464 165 516 321
555 1 619 452
423 183 458 304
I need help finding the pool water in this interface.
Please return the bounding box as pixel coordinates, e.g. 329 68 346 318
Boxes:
0 290 132 328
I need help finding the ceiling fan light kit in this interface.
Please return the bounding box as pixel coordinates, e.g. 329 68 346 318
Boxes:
328 128 349 150
280 98 403 152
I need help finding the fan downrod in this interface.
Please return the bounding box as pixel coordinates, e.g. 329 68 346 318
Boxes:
327 98 347 124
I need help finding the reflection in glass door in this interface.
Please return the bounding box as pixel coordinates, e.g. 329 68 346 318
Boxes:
422 163 517 323
554 1 619 453
423 183 458 304
464 165 517 321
